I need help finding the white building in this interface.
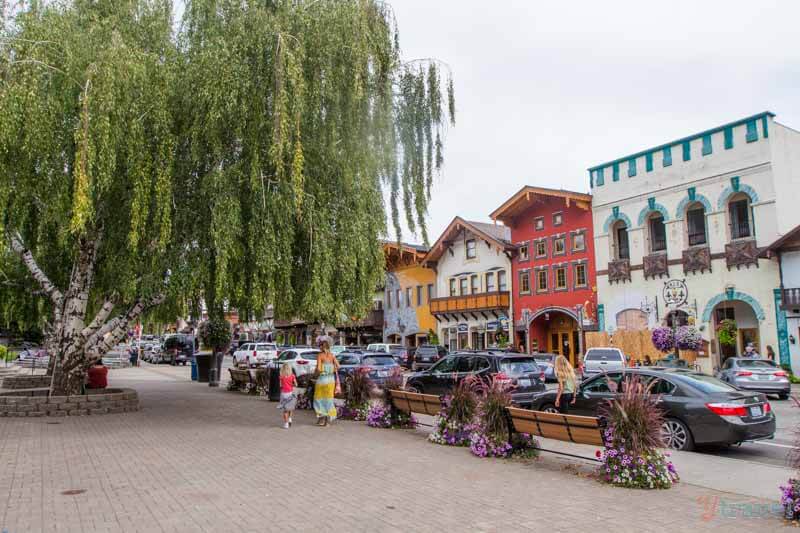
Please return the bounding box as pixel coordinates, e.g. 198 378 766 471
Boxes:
589 112 800 373
424 218 514 351
762 225 800 370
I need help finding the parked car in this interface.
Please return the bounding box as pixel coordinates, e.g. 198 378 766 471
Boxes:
529 368 776 451
411 344 448 371
272 348 321 378
331 345 347 355
162 334 196 365
405 352 546 407
654 357 689 369
582 347 626 377
532 353 557 382
716 357 790 400
366 343 403 355
336 351 399 387
231 342 278 367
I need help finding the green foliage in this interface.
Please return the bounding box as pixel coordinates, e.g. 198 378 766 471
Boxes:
198 318 232 351
717 319 738 348
427 329 439 346
0 345 14 362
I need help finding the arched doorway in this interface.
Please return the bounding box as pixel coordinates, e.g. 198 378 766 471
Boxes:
528 307 581 366
703 295 763 367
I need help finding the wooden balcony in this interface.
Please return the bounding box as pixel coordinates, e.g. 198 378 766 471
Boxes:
430 291 510 315
682 246 712 275
725 239 759 270
782 288 800 310
643 253 669 280
338 309 383 329
607 259 631 284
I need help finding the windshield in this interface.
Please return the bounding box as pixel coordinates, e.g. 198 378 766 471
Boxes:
737 359 777 368
301 351 320 360
679 373 739 393
533 355 554 363
585 349 623 361
388 345 403 350
362 356 396 366
255 344 274 350
499 358 539 377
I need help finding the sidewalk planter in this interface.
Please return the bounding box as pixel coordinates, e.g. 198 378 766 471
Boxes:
366 403 416 428
780 479 800 521
597 429 678 489
0 388 139 417
337 403 368 421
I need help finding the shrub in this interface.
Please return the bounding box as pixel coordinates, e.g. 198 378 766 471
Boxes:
651 327 674 353
430 376 479 446
597 375 678 489
343 368 373 409
198 318 231 353
469 374 516 458
717 319 737 347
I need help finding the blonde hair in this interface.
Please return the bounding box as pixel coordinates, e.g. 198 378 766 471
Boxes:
554 355 576 386
280 362 292 377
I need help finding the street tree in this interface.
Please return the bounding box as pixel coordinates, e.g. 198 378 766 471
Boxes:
0 0 454 395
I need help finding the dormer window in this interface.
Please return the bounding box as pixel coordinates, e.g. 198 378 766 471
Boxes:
466 239 477 259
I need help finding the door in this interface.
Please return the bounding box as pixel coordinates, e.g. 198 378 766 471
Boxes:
427 356 458 394
572 372 622 416
549 329 578 366
739 328 760 356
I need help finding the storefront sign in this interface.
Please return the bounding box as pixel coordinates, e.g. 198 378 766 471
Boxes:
499 318 509 331
663 279 688 307
457 323 468 333
487 321 499 332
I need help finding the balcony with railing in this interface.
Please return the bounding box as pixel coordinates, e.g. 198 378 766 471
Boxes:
725 239 759 270
430 291 510 315
782 288 800 310
682 246 712 274
337 309 384 329
643 252 668 280
607 259 631 284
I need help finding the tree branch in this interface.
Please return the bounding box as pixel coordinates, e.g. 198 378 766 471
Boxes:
80 296 116 340
85 294 165 359
8 232 64 307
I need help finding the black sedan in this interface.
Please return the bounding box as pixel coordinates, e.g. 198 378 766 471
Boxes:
529 368 776 451
405 352 546 407
336 351 399 386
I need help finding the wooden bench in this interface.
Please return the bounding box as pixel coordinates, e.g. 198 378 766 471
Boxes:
387 389 442 426
506 406 605 461
227 368 264 395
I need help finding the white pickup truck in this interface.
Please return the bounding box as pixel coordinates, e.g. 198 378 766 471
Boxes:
582 347 626 377
232 343 279 368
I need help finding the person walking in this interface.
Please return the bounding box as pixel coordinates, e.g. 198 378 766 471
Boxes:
313 336 340 427
554 355 577 414
766 345 776 363
278 363 297 429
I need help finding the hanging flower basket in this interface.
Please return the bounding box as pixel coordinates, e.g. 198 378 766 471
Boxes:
675 326 702 351
651 327 675 353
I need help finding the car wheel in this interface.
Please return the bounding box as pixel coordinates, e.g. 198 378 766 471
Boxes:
405 383 422 394
661 418 694 451
540 403 559 414
779 392 790 400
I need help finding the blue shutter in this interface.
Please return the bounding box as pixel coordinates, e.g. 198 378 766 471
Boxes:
702 134 712 156
645 152 653 172
762 115 769 138
663 147 672 167
746 120 758 142
589 170 594 189
596 168 604 186
724 127 734 149
612 163 620 182
682 141 691 161
628 158 637 177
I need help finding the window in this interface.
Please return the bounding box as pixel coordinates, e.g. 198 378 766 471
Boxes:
553 212 563 226
628 158 636 177
518 243 529 261
663 147 672 167
534 217 544 230
612 162 619 182
724 127 734 149
535 240 547 258
459 278 468 295
396 289 401 307
553 236 565 255
470 275 479 294
520 271 531 294
485 272 495 292
449 278 457 297
702 134 712 156
572 232 585 252
386 290 392 308
613 221 630 260
574 263 587 288
555 267 567 290
536 269 548 292
431 356 458 374
729 197 752 239
416 285 423 306
406 287 412 307
427 283 434 302
645 152 654 172
682 141 691 161
498 270 507 291
686 205 707 246
648 214 667 252
746 120 758 142
466 239 477 259
596 168 605 186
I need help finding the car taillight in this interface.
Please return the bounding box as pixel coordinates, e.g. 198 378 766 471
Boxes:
253 351 257 357
735 371 753 377
764 402 772 413
297 360 308 365
775 371 787 377
540 371 545 380
705 402 748 417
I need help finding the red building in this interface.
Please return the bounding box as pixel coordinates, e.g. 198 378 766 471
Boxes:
490 186 597 366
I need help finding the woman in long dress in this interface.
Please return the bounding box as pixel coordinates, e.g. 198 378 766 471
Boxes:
313 336 340 427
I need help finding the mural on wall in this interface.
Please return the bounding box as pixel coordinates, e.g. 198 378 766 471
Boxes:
383 272 421 339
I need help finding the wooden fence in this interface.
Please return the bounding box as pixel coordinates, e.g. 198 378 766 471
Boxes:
585 329 699 364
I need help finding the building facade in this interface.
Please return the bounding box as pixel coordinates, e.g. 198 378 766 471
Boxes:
424 218 513 351
589 112 800 373
383 242 436 347
491 186 597 365
762 225 800 371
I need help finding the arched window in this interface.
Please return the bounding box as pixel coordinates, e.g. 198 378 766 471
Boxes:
728 192 753 240
685 201 707 246
647 212 667 253
611 220 630 260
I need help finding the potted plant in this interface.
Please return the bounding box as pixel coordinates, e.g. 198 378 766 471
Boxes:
717 319 738 349
198 318 231 387
651 327 675 354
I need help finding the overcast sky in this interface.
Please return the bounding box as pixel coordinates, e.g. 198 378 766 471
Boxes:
389 0 800 244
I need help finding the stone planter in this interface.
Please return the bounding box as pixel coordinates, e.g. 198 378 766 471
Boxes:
0 387 139 417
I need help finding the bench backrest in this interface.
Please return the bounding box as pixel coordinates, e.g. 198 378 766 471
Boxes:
228 369 252 383
506 406 604 447
388 389 442 416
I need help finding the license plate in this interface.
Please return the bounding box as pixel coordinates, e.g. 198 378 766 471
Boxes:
750 406 763 417
378 371 388 377
517 379 530 387
756 374 771 380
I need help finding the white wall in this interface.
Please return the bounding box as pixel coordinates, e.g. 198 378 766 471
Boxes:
770 123 800 235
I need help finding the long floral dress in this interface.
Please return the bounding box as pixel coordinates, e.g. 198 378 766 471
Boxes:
313 361 337 420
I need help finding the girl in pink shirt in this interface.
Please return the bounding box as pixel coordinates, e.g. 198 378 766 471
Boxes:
278 363 298 429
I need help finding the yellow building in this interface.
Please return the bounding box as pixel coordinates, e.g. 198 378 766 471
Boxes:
383 242 436 346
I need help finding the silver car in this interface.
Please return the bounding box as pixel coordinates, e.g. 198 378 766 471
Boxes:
582 347 626 377
716 357 790 399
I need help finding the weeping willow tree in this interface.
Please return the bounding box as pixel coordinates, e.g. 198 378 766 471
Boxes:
0 0 454 395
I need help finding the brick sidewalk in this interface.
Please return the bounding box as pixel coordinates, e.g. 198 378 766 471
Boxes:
0 367 785 532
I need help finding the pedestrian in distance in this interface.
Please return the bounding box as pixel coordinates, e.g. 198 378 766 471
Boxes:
744 342 760 358
313 336 340 427
278 363 297 429
766 345 776 363
554 355 577 414
518 342 526 354
86 359 109 390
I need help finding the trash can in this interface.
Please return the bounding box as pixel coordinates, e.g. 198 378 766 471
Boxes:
195 353 211 383
268 366 281 401
190 358 198 381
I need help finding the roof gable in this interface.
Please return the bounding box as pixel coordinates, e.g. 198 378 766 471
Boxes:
424 217 513 264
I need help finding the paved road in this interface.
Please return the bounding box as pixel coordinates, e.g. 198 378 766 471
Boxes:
0 364 785 532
